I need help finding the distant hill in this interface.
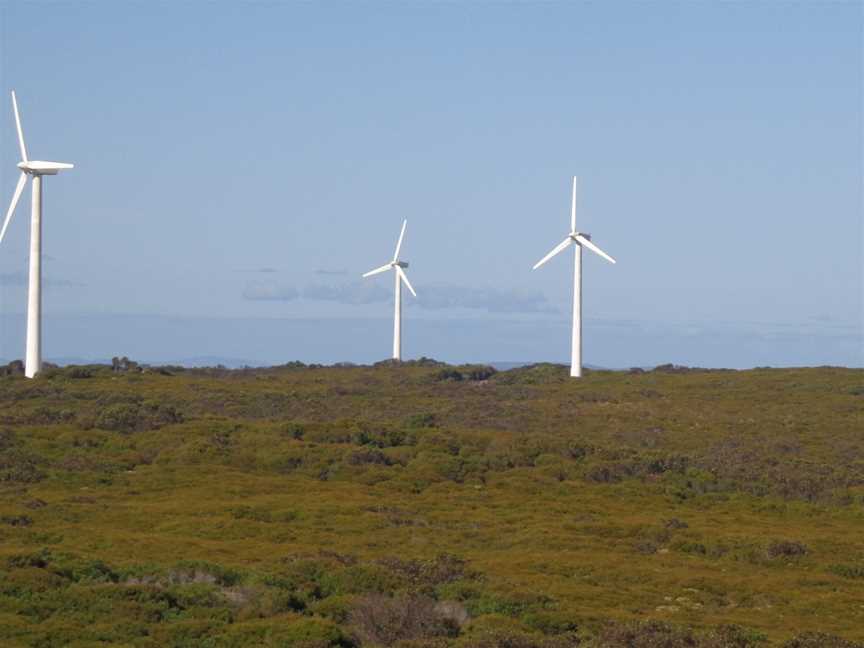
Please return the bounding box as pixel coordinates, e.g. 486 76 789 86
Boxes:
488 361 612 371
2 356 264 369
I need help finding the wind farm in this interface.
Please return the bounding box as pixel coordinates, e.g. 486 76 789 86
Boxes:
0 2 860 648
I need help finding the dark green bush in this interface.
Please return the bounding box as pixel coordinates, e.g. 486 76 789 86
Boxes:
491 364 568 385
521 611 578 635
0 447 45 483
827 564 864 579
377 554 472 591
68 367 94 379
283 422 306 439
347 448 392 466
782 632 864 648
1 514 33 527
406 413 438 429
320 564 402 597
766 540 808 559
95 401 184 433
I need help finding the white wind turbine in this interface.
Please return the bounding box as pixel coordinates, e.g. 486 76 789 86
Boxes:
1 91 74 378
532 177 616 378
362 219 417 361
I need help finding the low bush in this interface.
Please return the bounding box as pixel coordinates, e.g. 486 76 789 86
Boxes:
491 364 568 385
1 514 33 527
406 413 438 429
594 620 765 647
377 554 473 591
827 564 864 579
347 448 393 466
462 366 497 382
766 540 808 559
0 447 45 483
95 401 184 433
350 594 459 646
782 632 864 648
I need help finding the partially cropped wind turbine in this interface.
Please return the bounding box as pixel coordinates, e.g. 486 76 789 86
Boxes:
1 91 74 378
533 177 616 378
362 220 417 361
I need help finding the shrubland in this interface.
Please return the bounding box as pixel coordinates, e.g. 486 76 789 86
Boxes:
0 361 862 647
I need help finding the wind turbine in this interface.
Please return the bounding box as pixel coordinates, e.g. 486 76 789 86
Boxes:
362 219 417 361
532 177 615 378
1 91 74 378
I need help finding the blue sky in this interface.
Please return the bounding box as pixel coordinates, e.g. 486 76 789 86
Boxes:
0 1 861 367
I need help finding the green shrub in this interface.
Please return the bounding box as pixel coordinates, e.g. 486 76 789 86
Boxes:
491 364 568 385
782 632 863 648
68 367 93 379
1 514 33 527
320 564 401 597
462 365 497 381
406 413 438 429
170 561 245 587
0 447 45 483
827 564 864 579
310 594 357 623
377 554 472 590
95 401 184 433
347 448 393 466
283 422 306 439
279 617 352 647
521 611 578 635
766 540 808 559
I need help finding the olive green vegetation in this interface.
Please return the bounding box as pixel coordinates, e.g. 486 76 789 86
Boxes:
0 360 862 648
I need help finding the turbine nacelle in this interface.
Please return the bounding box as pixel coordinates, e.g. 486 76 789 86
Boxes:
570 231 590 241
18 160 75 176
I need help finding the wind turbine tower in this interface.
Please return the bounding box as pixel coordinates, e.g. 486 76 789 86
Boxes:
362 220 417 361
1 91 74 378
532 177 616 378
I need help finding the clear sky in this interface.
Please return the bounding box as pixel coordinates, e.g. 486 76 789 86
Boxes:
0 1 861 367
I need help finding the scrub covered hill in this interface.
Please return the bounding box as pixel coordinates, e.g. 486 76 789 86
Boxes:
0 361 862 647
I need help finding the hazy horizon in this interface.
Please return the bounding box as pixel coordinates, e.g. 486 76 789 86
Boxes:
0 311 858 370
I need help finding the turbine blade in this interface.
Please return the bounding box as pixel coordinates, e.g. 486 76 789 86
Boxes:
362 263 392 278
570 176 578 232
532 237 573 270
0 172 28 245
392 219 407 262
575 234 616 264
396 266 416 297
11 91 27 162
